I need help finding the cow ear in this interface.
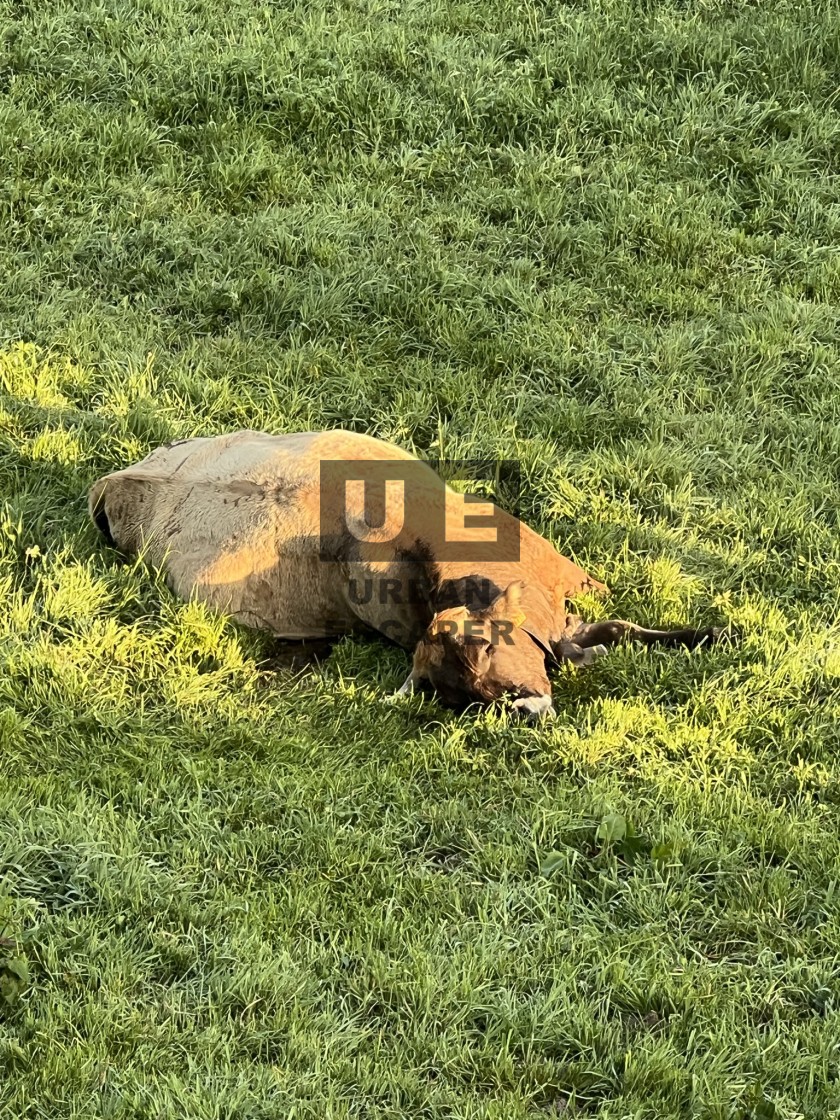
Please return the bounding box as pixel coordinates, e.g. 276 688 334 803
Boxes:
486 580 527 629
427 604 470 638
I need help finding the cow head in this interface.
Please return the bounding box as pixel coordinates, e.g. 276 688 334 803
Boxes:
407 581 554 719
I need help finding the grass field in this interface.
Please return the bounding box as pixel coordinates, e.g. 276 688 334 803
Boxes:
2 0 840 1115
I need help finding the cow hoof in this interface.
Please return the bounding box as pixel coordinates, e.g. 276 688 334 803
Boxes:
582 643 609 665
512 694 555 723
712 627 739 645
705 626 737 646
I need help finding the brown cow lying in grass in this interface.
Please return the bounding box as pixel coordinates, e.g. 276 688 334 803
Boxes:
89 429 724 720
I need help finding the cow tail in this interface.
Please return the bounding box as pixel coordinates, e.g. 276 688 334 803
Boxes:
88 479 116 546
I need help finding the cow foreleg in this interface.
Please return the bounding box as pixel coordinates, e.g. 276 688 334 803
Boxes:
382 669 422 704
564 618 723 652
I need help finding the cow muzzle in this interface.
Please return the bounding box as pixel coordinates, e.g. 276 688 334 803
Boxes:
511 694 555 723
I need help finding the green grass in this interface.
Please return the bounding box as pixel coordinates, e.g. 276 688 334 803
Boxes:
2 0 840 1115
